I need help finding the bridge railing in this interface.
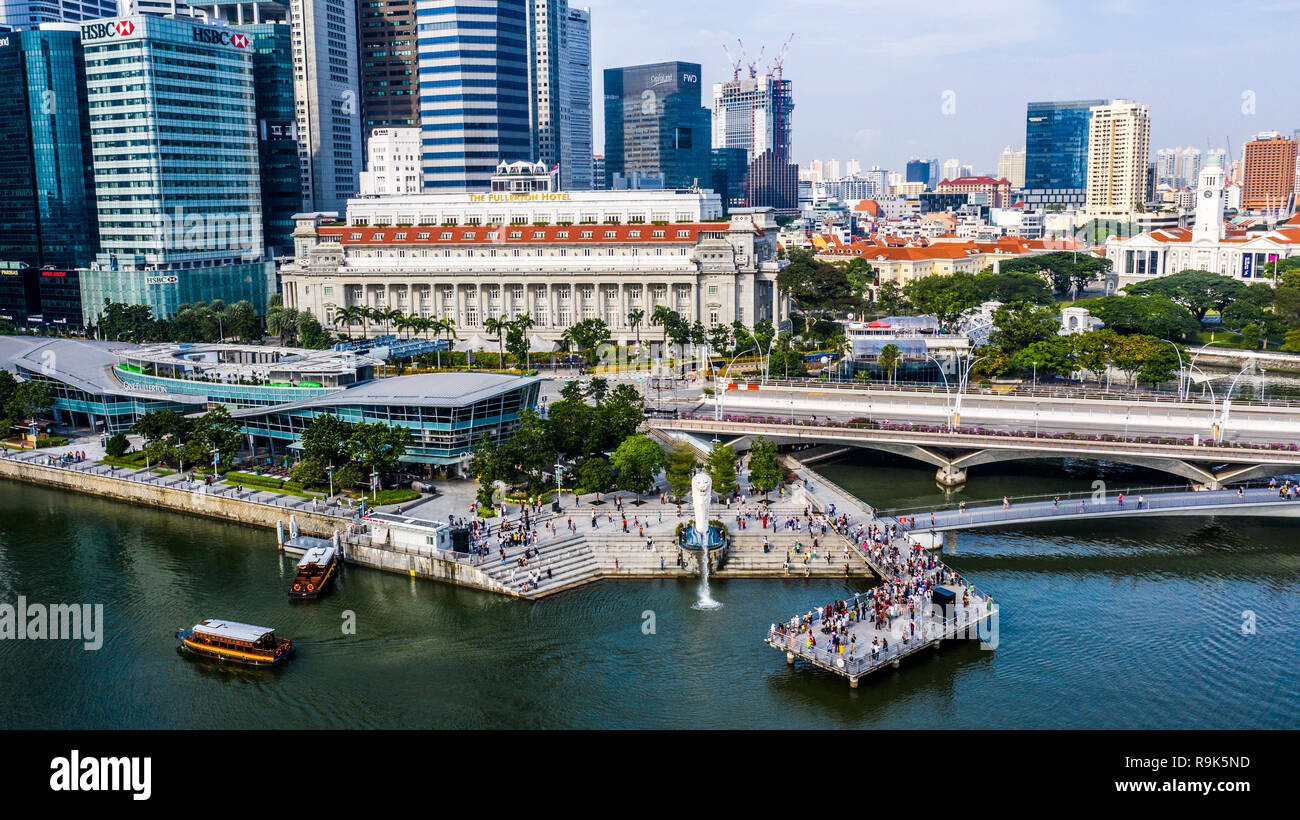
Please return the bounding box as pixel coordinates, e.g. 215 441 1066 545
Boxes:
884 483 1300 530
664 413 1300 456
753 377 1300 409
879 481 1290 517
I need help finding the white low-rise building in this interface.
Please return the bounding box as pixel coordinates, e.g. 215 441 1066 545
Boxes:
281 162 787 347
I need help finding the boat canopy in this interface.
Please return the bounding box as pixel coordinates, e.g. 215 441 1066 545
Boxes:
297 546 337 568
193 619 275 643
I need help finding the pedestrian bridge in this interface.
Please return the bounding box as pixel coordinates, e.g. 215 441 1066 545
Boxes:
880 484 1300 541
649 415 1300 489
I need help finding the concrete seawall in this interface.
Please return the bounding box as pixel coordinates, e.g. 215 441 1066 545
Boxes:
0 457 345 536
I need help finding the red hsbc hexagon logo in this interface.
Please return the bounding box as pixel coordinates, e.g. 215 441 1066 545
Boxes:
230 33 248 48
115 20 134 36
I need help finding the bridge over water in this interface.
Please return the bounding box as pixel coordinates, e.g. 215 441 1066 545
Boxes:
877 483 1300 547
650 414 1300 489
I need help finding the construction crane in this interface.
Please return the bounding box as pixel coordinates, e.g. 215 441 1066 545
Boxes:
748 45 765 78
721 42 741 81
771 33 794 78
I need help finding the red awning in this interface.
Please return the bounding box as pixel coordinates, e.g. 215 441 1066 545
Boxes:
867 320 891 328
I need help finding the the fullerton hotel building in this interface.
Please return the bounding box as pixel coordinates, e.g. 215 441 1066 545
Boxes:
280 162 790 350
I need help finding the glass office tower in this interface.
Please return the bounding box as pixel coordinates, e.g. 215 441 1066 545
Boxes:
0 24 99 271
416 0 532 190
603 61 710 190
1024 99 1108 190
78 15 275 326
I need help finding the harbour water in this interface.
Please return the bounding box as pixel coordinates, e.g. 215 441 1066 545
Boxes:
1 453 1296 729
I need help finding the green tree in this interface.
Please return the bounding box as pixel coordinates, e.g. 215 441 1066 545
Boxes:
104 432 130 458
348 421 411 483
1012 337 1075 380
291 458 328 488
878 343 901 385
1240 323 1262 350
5 381 52 423
1086 294 1200 340
191 405 243 468
705 442 738 498
502 409 556 494
609 435 666 498
560 318 612 366
989 303 1060 354
747 437 782 498
300 414 352 467
1070 329 1119 382
663 443 700 499
873 281 910 315
130 409 191 444
903 272 980 330
973 270 1055 305
576 455 613 501
1124 269 1247 321
592 383 645 452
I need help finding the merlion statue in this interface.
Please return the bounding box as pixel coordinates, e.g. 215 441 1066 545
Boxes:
691 472 712 536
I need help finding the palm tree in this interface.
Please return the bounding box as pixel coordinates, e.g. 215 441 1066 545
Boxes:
433 317 457 369
332 306 361 339
627 308 645 357
484 315 509 370
373 306 402 338
512 313 535 370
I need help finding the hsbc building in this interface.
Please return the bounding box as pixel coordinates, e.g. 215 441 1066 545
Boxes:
76 15 275 326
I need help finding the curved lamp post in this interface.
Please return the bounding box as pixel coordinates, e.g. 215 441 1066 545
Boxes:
716 347 756 422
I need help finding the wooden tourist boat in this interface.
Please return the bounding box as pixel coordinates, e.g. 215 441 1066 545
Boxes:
176 619 295 667
289 545 338 599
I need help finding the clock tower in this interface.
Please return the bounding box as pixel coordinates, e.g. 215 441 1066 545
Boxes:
1192 156 1226 242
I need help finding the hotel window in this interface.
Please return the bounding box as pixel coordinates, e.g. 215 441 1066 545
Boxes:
324 287 333 296
439 232 452 240
581 231 593 239
629 288 641 300
709 310 719 327
488 288 500 300
509 231 522 239
417 232 429 239
532 232 545 239
511 215 527 225
557 231 569 239
512 286 524 299
606 289 618 300
394 233 407 240
466 216 481 226
629 230 641 238
653 286 666 299
652 230 665 238
581 287 593 299
628 214 645 224
708 285 718 295
350 233 362 240
604 230 617 238
653 212 669 222
677 230 690 237
466 307 478 325
604 215 619 223
558 288 570 300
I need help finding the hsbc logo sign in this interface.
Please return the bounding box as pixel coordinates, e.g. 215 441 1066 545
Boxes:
80 19 136 41
192 27 249 48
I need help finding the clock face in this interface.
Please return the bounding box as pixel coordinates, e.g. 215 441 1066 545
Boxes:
1203 189 1215 198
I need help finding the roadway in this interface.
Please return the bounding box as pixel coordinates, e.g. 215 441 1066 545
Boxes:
658 382 1300 445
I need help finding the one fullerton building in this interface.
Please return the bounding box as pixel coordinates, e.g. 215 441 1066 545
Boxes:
282 162 790 348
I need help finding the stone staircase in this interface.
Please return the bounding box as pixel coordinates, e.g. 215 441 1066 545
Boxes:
713 530 875 579
584 532 693 578
477 532 602 598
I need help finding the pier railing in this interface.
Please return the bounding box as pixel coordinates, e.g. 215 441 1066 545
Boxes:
769 604 996 679
882 482 1300 531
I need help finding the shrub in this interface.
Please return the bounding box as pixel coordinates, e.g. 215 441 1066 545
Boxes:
104 433 130 458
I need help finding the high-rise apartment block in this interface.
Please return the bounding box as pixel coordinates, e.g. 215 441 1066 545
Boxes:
1083 100 1150 217
1241 131 1298 214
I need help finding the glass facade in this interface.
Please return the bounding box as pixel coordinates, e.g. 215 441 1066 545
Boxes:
79 15 274 325
244 22 299 261
0 27 99 271
239 381 540 464
1024 99 1107 191
603 62 710 190
415 0 531 190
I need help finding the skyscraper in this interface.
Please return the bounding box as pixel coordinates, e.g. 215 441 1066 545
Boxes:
711 72 797 213
997 146 1026 189
1241 131 1298 214
940 158 961 182
77 14 274 325
905 158 935 188
554 4 593 189
292 0 363 211
1083 100 1150 217
1025 99 1107 194
359 0 419 131
239 15 300 261
416 0 531 190
0 0 116 28
0 24 99 271
604 62 710 190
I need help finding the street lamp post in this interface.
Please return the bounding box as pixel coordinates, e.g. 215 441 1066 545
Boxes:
370 470 379 501
553 462 564 511
716 347 756 422
950 353 989 431
1218 364 1255 442
327 464 335 499
1159 339 1186 399
921 353 953 428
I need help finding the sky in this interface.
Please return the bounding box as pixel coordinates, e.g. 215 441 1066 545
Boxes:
584 0 1300 174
